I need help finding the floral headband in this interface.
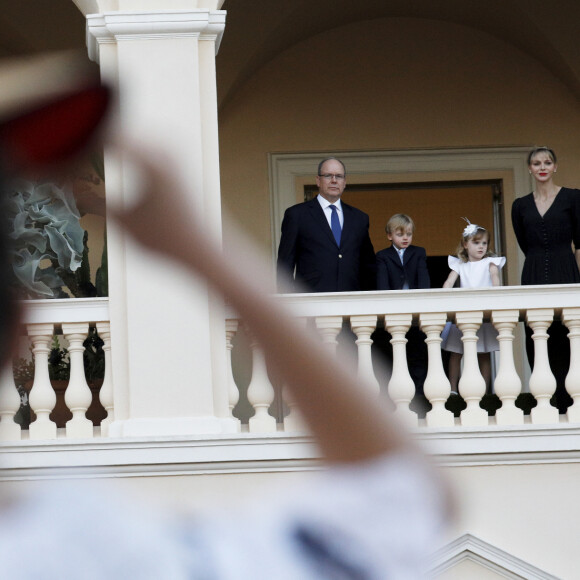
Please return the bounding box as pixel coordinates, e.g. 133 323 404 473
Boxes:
461 217 484 238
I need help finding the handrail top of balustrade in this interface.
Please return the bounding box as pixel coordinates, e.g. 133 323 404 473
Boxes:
20 297 109 325
224 283 580 319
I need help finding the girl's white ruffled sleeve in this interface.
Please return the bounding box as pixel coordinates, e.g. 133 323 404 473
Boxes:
447 255 461 273
489 256 506 270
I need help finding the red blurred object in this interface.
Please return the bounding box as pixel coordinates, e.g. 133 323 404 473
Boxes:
0 84 110 170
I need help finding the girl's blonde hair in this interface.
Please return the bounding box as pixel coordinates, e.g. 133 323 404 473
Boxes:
456 224 496 262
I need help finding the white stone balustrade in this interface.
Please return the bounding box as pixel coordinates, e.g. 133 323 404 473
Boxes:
563 308 580 423
62 323 94 439
527 309 559 425
315 316 343 354
0 299 111 442
350 315 380 393
225 319 242 432
246 328 277 433
420 313 454 427
0 363 22 441
283 318 308 433
455 311 488 427
97 322 114 436
385 314 417 426
27 324 58 440
229 284 580 432
8 285 580 443
492 310 524 426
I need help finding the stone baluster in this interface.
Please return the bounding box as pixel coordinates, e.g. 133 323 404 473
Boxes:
315 316 343 355
456 312 488 427
527 309 558 425
563 308 580 423
225 319 242 431
283 392 306 432
350 315 379 394
62 323 94 438
27 324 57 440
0 363 22 441
246 329 277 433
492 310 524 426
420 313 454 427
385 314 416 426
96 322 114 436
283 318 307 433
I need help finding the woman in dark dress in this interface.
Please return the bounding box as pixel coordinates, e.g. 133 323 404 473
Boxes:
511 146 580 412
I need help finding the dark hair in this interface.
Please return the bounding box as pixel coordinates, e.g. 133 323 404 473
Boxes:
317 157 346 176
527 146 557 165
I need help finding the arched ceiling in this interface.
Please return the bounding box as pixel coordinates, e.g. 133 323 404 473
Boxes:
0 2 86 57
217 0 580 109
1 1 579 108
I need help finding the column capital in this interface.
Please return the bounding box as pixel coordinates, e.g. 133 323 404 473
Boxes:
86 9 226 62
74 1 225 17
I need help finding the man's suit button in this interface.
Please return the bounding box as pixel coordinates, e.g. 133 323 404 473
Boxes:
338 254 343 258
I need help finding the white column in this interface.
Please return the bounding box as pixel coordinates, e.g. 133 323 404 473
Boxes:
0 363 22 441
563 308 580 423
246 330 277 433
62 323 94 438
315 316 343 355
77 3 237 436
456 312 488 427
225 319 241 431
420 313 454 428
96 322 114 436
385 314 416 426
492 310 524 426
527 309 559 425
350 315 379 393
27 324 57 440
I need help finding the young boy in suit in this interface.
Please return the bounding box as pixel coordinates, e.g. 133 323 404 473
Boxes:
375 214 430 412
376 214 430 291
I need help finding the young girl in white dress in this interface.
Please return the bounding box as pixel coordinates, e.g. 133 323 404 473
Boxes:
442 220 506 393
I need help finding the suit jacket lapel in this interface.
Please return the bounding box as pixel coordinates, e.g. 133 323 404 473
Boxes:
307 198 337 246
404 246 416 267
340 203 355 248
387 245 404 268
388 245 417 268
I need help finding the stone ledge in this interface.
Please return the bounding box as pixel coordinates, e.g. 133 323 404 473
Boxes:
2 425 580 480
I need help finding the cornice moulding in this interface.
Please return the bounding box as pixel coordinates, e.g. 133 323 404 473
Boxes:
431 534 559 580
86 10 226 61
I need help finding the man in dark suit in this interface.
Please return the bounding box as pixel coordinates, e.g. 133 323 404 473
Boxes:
277 157 376 292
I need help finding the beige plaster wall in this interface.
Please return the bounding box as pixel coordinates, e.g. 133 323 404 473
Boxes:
118 461 580 579
218 17 580 265
442 461 580 579
5 459 573 578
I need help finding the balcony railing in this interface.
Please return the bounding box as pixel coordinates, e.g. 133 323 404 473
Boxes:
2 285 580 443
0 298 110 441
228 284 580 431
